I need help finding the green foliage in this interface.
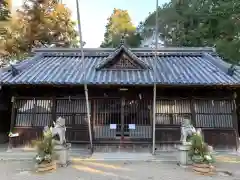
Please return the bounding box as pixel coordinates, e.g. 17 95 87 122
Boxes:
188 133 215 164
0 0 11 21
1 0 78 61
33 128 56 164
101 8 142 48
142 0 240 64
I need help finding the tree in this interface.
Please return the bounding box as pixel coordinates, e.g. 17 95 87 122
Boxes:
0 0 12 66
100 8 142 48
2 0 78 60
2 16 28 59
142 0 240 64
0 0 11 21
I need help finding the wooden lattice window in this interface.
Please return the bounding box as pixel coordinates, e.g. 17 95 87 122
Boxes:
15 99 52 127
195 99 234 128
155 99 191 125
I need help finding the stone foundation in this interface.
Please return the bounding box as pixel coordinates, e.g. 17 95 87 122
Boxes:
55 143 71 167
94 144 152 153
178 144 191 166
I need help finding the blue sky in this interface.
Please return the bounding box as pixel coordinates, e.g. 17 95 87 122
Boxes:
12 0 170 48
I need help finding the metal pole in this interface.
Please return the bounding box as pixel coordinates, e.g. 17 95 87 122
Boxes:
76 0 93 151
152 0 159 155
84 84 93 151
76 0 83 51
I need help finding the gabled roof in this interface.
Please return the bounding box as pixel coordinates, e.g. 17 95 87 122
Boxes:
0 47 239 86
95 45 150 70
205 54 240 83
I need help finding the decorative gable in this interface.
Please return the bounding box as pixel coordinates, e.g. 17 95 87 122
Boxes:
103 52 143 69
95 45 149 70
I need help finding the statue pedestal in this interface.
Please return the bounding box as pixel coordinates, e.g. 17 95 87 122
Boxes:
55 143 71 167
178 144 191 167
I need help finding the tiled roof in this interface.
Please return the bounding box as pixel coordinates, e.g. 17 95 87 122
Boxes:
233 68 240 82
204 53 240 83
96 45 150 70
0 47 239 86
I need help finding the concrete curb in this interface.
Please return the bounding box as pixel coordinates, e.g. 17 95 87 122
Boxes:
0 155 178 162
71 158 172 162
0 158 178 162
75 159 177 162
0 158 33 161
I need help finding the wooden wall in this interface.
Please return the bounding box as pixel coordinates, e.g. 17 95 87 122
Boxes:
155 87 238 151
5 85 239 150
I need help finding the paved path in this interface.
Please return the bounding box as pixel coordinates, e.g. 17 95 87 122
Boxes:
0 147 240 180
0 160 239 180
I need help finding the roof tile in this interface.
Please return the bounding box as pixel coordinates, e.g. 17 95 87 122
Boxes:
0 48 238 86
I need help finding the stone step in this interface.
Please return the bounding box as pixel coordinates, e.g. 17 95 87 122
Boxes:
90 152 155 161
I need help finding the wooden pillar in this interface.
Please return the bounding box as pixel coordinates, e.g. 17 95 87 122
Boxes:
8 96 16 150
31 98 36 127
152 84 156 154
190 97 196 127
51 96 57 125
149 104 153 126
232 92 239 150
120 97 125 138
233 99 238 134
9 96 16 132
92 99 96 144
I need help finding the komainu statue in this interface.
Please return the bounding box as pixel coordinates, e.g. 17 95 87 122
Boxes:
51 117 71 166
51 117 67 146
180 118 196 145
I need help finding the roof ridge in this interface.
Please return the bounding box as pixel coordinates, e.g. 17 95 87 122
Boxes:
33 47 215 53
41 51 207 57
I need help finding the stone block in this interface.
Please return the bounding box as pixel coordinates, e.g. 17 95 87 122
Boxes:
55 143 71 167
178 144 191 166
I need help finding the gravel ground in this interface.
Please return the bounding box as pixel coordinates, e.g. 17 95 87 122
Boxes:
0 160 239 180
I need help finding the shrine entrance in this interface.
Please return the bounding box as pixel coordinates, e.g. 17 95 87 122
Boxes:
93 91 152 152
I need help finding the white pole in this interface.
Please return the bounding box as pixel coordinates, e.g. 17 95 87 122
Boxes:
152 0 158 155
76 0 93 151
